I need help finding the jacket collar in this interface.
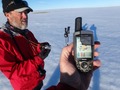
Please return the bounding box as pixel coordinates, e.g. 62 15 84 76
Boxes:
5 21 28 36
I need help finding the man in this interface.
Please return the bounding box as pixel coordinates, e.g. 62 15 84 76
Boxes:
0 0 101 90
0 0 49 90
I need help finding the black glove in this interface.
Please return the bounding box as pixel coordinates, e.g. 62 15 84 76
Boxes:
39 42 51 59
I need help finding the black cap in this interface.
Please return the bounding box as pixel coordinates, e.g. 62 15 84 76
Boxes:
2 0 33 13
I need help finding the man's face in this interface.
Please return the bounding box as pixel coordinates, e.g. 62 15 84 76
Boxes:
5 10 28 30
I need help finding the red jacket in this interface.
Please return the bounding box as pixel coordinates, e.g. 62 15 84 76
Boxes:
0 23 45 90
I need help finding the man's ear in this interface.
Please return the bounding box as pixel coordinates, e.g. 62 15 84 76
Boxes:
4 12 11 20
4 12 9 17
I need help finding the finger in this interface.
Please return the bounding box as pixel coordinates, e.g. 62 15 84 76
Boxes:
64 43 73 52
93 60 101 70
60 43 73 60
67 43 74 56
67 43 73 52
94 51 99 57
94 41 101 45
94 41 100 50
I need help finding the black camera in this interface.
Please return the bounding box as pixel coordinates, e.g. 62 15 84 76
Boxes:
73 17 94 72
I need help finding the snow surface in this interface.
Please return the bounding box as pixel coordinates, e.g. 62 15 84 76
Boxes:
0 6 120 90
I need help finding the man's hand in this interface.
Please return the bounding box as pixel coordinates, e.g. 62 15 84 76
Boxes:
60 42 101 90
39 42 51 59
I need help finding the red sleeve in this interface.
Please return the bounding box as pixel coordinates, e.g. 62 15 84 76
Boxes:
0 38 44 79
46 82 77 90
0 44 44 78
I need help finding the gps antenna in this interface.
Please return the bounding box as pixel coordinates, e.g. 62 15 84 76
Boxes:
75 17 82 32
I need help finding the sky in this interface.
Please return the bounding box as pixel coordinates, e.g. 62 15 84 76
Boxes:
27 0 120 10
0 0 120 11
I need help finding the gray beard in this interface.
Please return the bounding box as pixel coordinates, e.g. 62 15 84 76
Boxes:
11 21 28 30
